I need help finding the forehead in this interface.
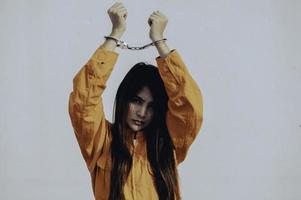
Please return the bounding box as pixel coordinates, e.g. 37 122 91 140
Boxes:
136 86 153 103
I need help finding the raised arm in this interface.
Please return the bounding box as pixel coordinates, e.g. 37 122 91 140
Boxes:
148 11 171 58
148 11 203 164
68 3 127 172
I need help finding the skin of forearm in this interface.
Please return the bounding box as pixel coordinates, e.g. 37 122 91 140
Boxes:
154 40 171 58
99 29 124 52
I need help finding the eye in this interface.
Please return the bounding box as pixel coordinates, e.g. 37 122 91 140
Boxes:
131 97 142 105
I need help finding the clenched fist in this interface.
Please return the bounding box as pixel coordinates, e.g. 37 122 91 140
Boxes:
107 2 128 38
148 11 168 42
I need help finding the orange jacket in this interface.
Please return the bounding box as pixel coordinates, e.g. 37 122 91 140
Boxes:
68 48 203 200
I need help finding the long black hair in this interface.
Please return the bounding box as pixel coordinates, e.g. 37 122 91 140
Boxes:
108 62 181 200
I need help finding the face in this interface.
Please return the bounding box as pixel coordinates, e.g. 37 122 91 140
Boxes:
126 86 154 132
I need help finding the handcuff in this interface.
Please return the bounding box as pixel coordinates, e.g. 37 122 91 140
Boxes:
104 36 167 50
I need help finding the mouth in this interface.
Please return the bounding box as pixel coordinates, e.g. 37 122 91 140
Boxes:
132 119 144 126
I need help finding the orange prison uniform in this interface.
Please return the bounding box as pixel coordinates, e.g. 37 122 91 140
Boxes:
68 48 203 200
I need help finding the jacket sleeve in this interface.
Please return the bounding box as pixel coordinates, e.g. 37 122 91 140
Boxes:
156 50 203 164
68 48 118 172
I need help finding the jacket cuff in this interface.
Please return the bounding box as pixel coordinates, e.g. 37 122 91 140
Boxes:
156 49 186 87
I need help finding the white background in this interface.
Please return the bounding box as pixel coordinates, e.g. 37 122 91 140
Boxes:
1 0 301 199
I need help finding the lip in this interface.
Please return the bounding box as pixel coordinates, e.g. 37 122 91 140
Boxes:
132 119 144 126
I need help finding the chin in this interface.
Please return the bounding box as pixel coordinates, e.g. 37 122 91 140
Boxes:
129 125 145 132
131 127 142 132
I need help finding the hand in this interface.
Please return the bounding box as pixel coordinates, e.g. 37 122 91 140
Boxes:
148 11 168 42
107 2 128 38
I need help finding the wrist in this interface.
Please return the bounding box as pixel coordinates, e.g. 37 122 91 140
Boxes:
152 38 166 45
151 35 164 42
110 29 125 39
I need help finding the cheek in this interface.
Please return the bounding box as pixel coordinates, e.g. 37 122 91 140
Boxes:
127 104 136 117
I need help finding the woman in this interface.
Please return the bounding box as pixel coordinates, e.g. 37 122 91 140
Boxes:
69 3 203 200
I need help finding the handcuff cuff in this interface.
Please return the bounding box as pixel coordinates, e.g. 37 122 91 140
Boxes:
104 36 167 50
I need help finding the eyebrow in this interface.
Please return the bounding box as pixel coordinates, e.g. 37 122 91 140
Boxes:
134 95 154 104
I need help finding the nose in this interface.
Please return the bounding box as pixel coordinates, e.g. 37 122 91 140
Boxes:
137 105 147 118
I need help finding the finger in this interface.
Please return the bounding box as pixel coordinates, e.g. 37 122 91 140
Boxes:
151 11 162 17
119 10 128 18
110 2 121 11
115 5 127 13
149 13 157 19
151 14 160 18
114 3 126 10
108 5 118 14
110 6 125 15
109 3 124 14
154 11 166 18
112 2 123 8
151 10 160 15
153 12 164 18
149 15 159 21
117 8 127 14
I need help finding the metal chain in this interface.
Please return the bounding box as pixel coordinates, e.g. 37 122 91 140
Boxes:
126 43 153 50
126 39 167 50
105 36 167 50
